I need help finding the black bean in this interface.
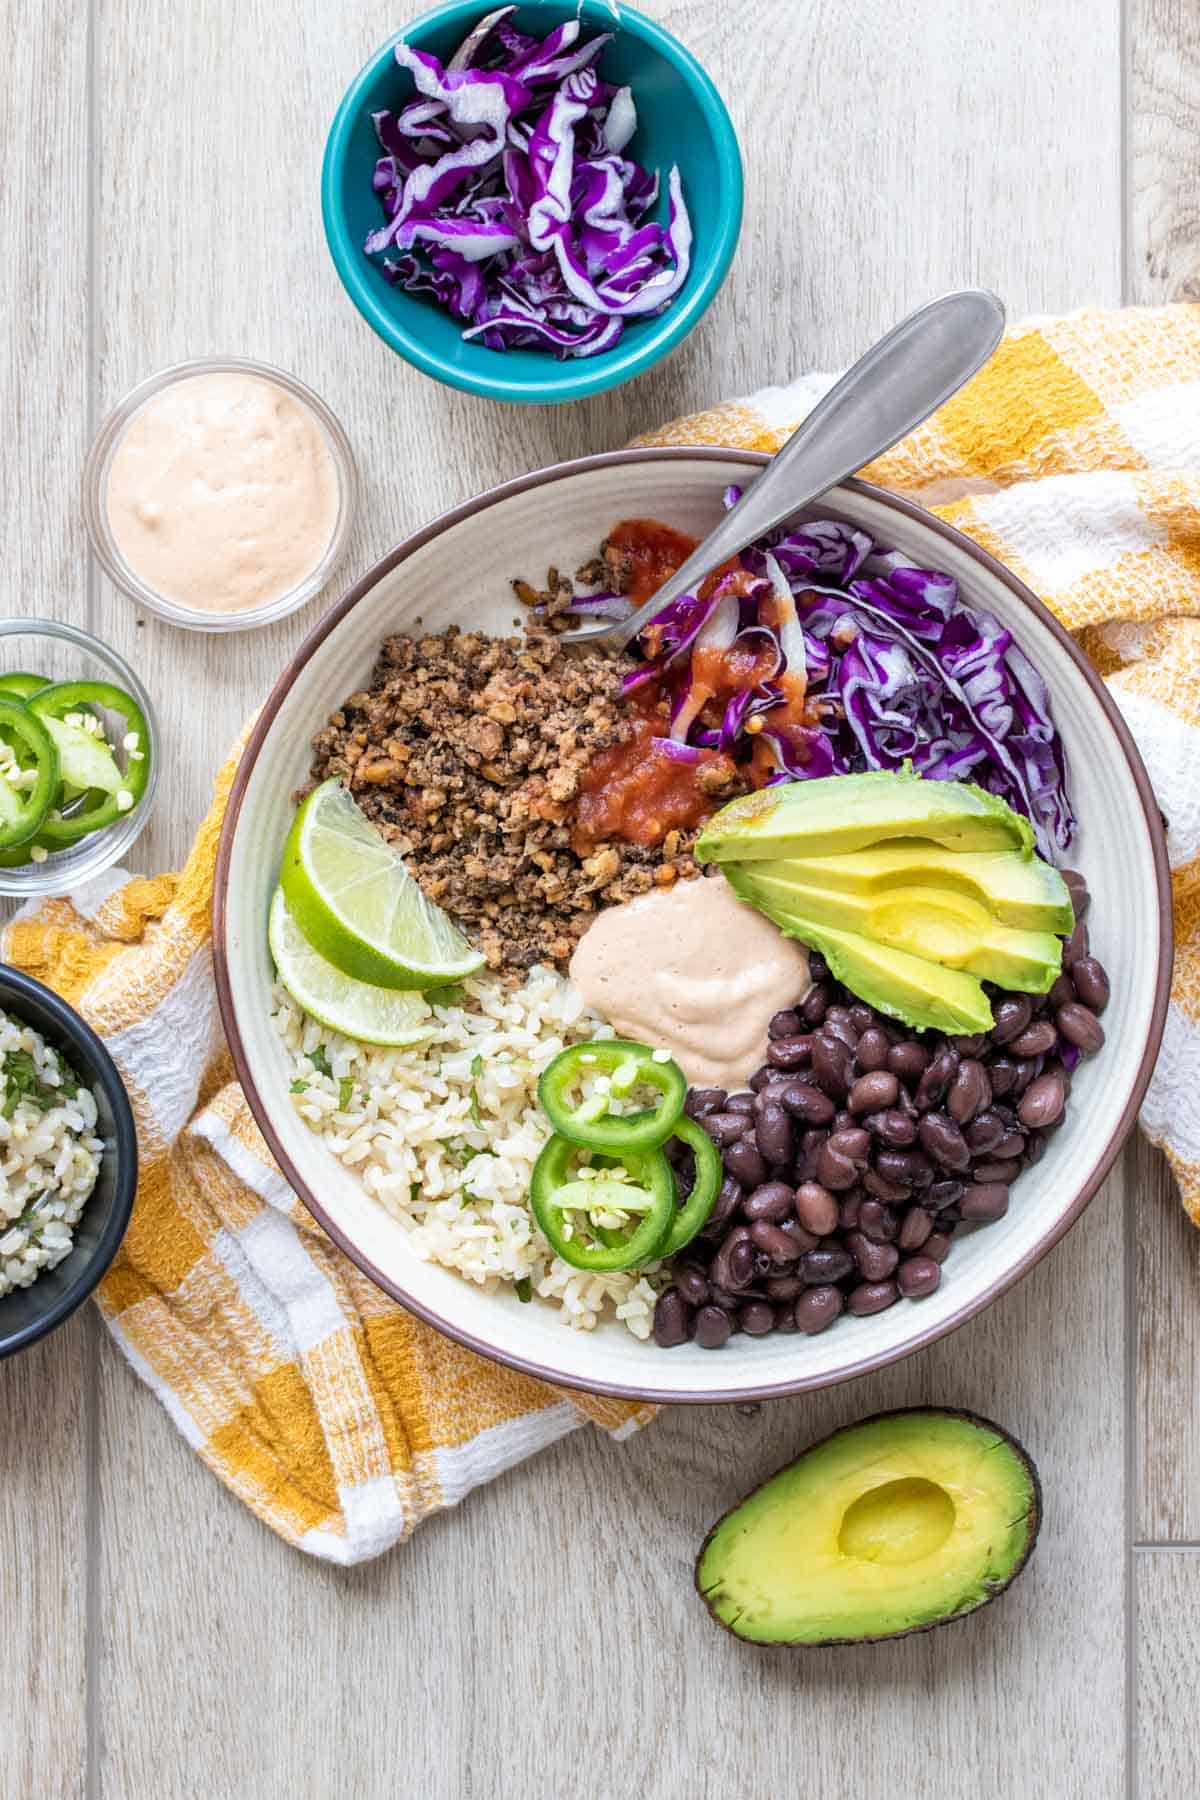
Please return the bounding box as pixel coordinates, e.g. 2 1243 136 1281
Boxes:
964 1110 1006 1155
897 1255 942 1299
987 1056 1020 1097
768 1008 803 1039
887 1041 930 1084
856 1027 891 1072
849 1070 900 1115
862 1167 911 1203
774 1303 800 1333
1019 1071 1067 1129
1057 1001 1105 1055
795 1127 829 1182
711 1226 757 1292
766 1273 805 1302
1025 1130 1047 1167
800 982 833 1026
832 1108 854 1133
857 1198 899 1243
779 1081 835 1125
825 1004 860 1037
1071 957 1110 1012
674 1263 709 1307
838 1192 862 1230
706 1284 743 1311
1062 918 1089 968
742 1179 794 1224
699 1175 743 1240
811 1032 852 1098
919 1112 972 1172
948 1059 991 1124
847 1231 900 1282
685 1086 728 1118
829 1126 871 1161
794 1180 839 1236
653 1289 692 1347
754 1104 794 1165
1010 1019 1058 1058
960 1182 1010 1222
693 1305 733 1349
748 1068 774 1094
991 995 1033 1045
740 1300 776 1336
815 1142 857 1190
993 1129 1027 1161
1062 868 1090 919
869 1108 917 1147
1048 972 1076 1010
723 1139 768 1188
898 1206 934 1251
972 1158 1022 1184
724 1091 756 1115
924 1230 955 1263
915 1048 959 1110
703 1111 747 1147
847 1280 900 1316
775 1217 818 1253
950 1033 988 1057
768 1034 813 1070
801 1247 854 1285
795 1285 843 1334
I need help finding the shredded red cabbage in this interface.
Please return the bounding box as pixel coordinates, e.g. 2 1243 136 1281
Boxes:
627 506 1076 856
367 13 692 359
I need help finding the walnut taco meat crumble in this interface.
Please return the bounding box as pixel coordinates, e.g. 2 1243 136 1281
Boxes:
308 625 743 974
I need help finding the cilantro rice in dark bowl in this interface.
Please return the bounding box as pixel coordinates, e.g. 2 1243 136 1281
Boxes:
0 966 136 1360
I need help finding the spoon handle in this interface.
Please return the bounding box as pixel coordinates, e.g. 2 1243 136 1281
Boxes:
600 288 1005 651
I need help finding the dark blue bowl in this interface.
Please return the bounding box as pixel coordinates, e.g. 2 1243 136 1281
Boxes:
0 967 137 1359
322 1 744 404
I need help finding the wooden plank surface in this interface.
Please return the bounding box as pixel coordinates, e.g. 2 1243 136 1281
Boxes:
0 4 93 1796
1137 1552 1200 1794
6 0 1183 1793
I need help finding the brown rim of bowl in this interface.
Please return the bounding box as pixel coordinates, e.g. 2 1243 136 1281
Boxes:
213 446 1174 1405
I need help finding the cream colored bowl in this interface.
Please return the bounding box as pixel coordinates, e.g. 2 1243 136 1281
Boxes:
214 450 1171 1402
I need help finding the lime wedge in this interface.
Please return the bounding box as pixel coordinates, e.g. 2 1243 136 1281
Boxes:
269 888 436 1046
280 779 485 991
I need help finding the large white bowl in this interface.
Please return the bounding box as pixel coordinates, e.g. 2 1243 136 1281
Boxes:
214 450 1171 1402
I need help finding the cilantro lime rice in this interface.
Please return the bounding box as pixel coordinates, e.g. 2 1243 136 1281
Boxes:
0 1009 102 1298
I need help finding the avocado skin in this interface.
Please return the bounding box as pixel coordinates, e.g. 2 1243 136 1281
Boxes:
694 1406 1042 1649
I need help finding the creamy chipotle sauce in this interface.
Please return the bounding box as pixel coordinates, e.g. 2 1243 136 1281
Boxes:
104 371 340 616
569 875 811 1090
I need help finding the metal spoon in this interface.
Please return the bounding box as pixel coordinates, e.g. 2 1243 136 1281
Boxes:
558 288 1006 651
447 6 515 70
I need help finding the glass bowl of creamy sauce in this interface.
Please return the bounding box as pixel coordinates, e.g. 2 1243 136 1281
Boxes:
82 358 357 632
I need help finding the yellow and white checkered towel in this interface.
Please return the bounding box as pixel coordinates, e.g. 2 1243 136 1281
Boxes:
4 302 1197 1563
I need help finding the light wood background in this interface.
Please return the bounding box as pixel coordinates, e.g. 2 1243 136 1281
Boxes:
1 1 1197 1795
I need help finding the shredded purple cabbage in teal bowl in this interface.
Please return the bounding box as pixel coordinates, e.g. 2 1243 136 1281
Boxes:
322 3 743 403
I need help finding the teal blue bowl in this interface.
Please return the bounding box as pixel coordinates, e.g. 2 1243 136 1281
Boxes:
321 2 744 405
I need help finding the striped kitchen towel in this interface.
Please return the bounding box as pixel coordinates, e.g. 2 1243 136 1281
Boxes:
4 302 1196 1565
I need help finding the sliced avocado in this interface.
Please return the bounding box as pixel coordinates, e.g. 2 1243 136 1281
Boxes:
763 843 1074 934
730 867 1062 994
696 1408 1041 1646
726 869 994 1034
39 716 123 796
695 770 1035 865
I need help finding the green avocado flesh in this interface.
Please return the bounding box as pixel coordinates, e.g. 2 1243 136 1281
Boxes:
761 844 1074 935
697 1409 1040 1646
725 868 995 1034
695 770 1034 865
728 866 1062 993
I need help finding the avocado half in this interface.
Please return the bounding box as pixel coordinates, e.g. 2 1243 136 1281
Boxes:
696 1408 1041 1647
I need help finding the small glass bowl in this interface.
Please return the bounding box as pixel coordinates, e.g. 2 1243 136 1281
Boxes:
0 620 160 897
81 356 358 633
